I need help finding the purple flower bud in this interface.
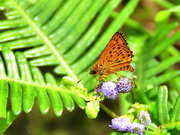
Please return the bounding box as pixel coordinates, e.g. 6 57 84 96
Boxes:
129 123 144 134
101 81 118 99
138 110 151 125
117 76 134 93
109 117 131 132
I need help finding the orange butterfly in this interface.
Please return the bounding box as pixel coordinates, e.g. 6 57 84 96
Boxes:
90 32 134 80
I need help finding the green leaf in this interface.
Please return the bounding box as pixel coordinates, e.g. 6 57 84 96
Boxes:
155 5 180 23
169 90 179 105
31 67 50 114
157 86 170 124
145 22 178 50
15 52 35 113
153 0 174 9
45 73 63 117
150 31 180 57
2 46 22 115
0 110 17 135
0 57 8 119
70 94 86 109
149 70 180 86
146 55 180 78
171 96 180 123
0 46 87 118
144 123 158 135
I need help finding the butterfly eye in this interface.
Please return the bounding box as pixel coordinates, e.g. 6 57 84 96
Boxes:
90 70 97 75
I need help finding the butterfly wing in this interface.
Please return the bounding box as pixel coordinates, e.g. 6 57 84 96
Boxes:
97 32 127 62
96 32 134 70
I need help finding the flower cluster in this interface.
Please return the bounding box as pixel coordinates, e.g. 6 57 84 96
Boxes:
109 117 145 134
109 117 131 132
138 110 151 125
109 104 151 135
117 76 134 93
96 76 134 99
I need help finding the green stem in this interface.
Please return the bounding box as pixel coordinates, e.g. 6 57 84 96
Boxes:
11 0 81 85
100 103 118 118
119 93 131 114
155 121 180 135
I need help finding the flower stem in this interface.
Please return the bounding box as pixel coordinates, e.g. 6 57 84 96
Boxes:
100 103 118 118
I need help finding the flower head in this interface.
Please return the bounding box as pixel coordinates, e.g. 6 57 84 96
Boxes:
109 117 131 132
138 110 151 125
129 123 144 135
101 81 118 99
117 76 134 93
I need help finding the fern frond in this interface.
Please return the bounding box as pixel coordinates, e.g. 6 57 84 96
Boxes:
0 46 86 119
0 0 139 90
157 86 170 124
134 21 180 89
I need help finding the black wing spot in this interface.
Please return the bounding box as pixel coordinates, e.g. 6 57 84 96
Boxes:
113 51 117 53
126 51 129 53
109 51 112 54
115 59 121 63
122 56 125 59
127 54 130 57
118 47 121 49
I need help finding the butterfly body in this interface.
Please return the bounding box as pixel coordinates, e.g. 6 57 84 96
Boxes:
90 32 134 79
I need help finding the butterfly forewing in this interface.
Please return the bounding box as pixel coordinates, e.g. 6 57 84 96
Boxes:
97 33 133 65
90 32 134 77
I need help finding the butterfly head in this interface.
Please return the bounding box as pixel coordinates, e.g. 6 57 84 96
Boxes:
89 69 97 75
90 65 99 75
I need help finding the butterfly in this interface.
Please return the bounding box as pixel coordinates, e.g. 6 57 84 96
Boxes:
90 32 134 80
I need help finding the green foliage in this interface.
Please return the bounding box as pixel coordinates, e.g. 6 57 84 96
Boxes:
0 46 86 117
0 46 86 134
0 0 179 134
0 0 139 89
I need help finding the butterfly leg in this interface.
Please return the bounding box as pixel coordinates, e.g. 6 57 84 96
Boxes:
115 73 122 78
93 76 107 91
94 77 102 91
100 76 108 82
95 77 100 86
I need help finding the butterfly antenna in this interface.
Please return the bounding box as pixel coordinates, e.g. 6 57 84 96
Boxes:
77 73 89 83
